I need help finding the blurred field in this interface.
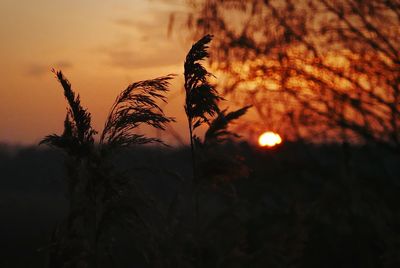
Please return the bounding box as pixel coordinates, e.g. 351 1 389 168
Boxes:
1 143 400 267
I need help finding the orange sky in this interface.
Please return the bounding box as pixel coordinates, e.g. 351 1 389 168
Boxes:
0 0 193 145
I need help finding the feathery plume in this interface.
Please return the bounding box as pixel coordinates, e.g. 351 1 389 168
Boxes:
40 70 96 154
101 75 175 148
205 105 251 144
184 34 221 130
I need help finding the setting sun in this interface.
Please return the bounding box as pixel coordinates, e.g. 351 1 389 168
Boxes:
258 131 282 147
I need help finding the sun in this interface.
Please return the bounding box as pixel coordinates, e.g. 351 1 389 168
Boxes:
258 131 282 147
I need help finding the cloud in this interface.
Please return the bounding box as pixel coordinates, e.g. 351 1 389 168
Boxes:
114 18 142 28
102 44 182 69
103 16 185 70
102 6 188 70
113 17 166 37
26 60 73 77
112 7 176 35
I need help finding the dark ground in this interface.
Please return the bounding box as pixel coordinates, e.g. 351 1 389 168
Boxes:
1 142 400 267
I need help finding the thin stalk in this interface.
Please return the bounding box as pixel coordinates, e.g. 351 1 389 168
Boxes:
187 116 202 267
187 117 200 224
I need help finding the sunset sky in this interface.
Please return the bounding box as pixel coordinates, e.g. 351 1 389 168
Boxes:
0 0 191 145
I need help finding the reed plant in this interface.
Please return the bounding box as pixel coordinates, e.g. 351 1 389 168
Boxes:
41 70 174 268
183 34 251 267
41 35 250 268
184 34 250 210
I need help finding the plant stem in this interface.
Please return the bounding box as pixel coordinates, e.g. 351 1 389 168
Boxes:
187 116 202 267
187 117 199 219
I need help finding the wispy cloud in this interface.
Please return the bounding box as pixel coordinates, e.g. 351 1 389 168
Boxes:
101 41 182 69
113 9 171 36
26 61 73 77
102 10 185 70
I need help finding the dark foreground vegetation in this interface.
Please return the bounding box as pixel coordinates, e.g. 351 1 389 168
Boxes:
2 3 400 262
1 142 400 267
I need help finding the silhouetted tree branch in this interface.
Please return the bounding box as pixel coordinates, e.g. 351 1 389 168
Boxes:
188 0 400 150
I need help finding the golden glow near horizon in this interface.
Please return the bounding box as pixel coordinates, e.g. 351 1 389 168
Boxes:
258 131 282 148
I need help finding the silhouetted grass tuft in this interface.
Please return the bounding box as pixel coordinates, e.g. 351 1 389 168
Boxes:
184 34 221 132
40 70 97 155
101 75 175 148
40 35 251 268
205 105 252 145
183 35 250 183
40 69 174 268
178 34 251 267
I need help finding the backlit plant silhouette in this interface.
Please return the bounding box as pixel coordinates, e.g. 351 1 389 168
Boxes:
40 70 174 268
182 34 250 267
184 34 250 185
40 35 251 268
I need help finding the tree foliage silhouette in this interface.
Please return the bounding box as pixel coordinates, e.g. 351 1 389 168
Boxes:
188 0 400 150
